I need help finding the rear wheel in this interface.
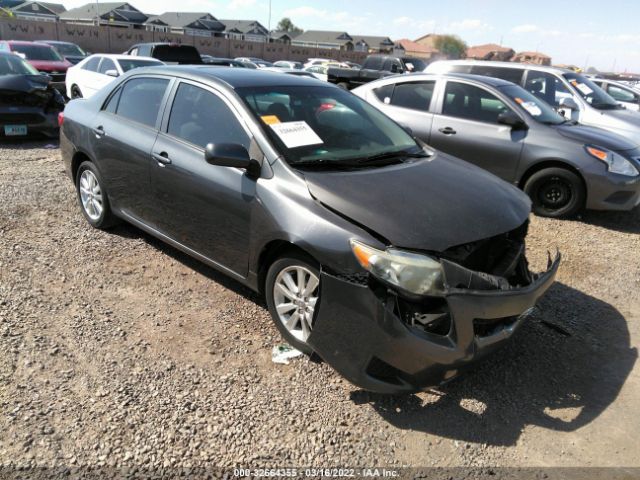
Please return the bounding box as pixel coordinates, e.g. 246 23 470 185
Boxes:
75 161 118 229
336 82 350 90
265 253 320 355
71 85 83 99
523 167 585 218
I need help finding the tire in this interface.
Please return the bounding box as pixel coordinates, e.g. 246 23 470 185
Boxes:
71 85 83 99
337 82 350 90
75 161 118 229
523 167 585 218
265 253 321 355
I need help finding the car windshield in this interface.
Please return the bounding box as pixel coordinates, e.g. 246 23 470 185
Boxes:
0 54 39 75
11 44 63 61
52 43 85 57
118 59 163 72
563 73 620 110
402 58 426 72
236 85 422 167
499 84 566 125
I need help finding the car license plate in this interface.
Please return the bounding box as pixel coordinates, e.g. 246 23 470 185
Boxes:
4 125 27 136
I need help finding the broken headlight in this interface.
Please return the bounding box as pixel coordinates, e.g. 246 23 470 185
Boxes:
350 240 444 296
585 145 639 177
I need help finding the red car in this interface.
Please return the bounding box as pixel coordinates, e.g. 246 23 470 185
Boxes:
0 40 72 92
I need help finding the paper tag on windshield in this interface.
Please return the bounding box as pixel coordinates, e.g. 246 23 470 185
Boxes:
571 80 593 95
269 121 323 149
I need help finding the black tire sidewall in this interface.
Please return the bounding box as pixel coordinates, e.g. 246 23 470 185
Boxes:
71 85 82 99
524 167 585 218
265 253 320 355
75 161 114 229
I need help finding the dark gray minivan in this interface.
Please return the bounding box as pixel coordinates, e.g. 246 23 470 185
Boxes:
354 73 640 217
60 66 559 393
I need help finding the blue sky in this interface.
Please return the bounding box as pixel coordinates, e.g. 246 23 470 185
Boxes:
65 0 640 72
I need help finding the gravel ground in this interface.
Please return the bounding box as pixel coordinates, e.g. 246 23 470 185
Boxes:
0 141 639 476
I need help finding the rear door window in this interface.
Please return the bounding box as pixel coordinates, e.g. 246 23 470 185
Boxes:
167 82 250 149
442 81 509 123
115 77 169 128
471 65 523 85
363 56 383 70
373 83 394 103
389 81 435 112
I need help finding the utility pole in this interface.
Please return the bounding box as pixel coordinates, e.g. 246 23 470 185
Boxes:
267 0 272 42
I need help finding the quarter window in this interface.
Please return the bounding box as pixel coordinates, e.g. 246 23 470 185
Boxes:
443 82 509 123
167 83 250 149
373 83 394 103
103 86 121 113
83 56 101 72
115 77 169 128
471 65 523 85
390 81 435 112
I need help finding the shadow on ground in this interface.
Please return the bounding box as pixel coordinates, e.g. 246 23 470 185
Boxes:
576 207 640 234
351 283 637 446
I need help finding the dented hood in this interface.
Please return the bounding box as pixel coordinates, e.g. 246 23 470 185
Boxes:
0 74 50 93
303 153 531 252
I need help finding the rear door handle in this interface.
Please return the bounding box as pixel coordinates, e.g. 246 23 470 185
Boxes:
438 127 457 135
152 151 171 166
92 126 105 137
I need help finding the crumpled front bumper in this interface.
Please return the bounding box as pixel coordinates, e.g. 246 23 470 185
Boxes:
307 254 560 394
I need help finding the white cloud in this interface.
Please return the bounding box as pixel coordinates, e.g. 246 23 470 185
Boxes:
511 24 539 33
282 5 368 31
282 6 326 18
227 0 256 10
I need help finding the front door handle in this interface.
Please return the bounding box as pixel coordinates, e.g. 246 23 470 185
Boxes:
438 127 457 135
92 126 105 137
152 151 171 166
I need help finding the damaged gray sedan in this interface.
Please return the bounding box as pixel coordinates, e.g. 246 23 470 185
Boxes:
60 66 559 393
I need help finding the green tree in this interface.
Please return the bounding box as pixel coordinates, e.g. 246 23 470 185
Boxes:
0 7 15 18
276 17 303 34
434 35 468 60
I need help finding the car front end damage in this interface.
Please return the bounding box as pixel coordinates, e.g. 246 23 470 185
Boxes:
0 74 65 138
307 221 560 394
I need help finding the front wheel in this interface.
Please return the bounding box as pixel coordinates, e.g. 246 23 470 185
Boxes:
71 85 83 99
265 254 320 354
523 167 585 218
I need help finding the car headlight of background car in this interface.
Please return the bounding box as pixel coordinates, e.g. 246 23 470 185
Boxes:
585 145 639 176
350 240 444 296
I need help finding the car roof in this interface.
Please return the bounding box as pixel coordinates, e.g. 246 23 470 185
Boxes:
3 40 53 46
364 72 518 88
430 59 574 74
129 65 332 89
87 54 161 61
41 40 75 45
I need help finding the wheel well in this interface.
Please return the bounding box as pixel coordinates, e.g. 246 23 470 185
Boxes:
71 151 91 182
518 160 586 192
257 241 318 296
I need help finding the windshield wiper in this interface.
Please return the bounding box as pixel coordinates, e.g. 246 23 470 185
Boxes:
356 149 431 164
289 158 361 170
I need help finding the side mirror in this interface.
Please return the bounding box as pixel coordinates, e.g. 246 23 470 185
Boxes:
105 69 119 77
205 143 260 177
497 110 527 129
559 96 579 110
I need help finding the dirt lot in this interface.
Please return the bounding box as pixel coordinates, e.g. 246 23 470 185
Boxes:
1 141 639 474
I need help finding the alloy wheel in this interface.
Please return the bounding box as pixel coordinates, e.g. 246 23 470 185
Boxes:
273 266 320 342
79 169 104 221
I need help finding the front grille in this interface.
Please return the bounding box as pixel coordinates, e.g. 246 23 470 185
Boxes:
0 113 46 124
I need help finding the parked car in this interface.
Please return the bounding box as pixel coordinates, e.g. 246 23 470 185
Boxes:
304 65 328 81
344 61 361 69
126 43 202 64
235 57 273 68
41 40 88 65
303 57 331 68
66 54 164 99
426 60 640 143
201 56 248 68
273 60 303 70
0 40 72 92
60 66 559 393
328 54 426 90
354 73 640 217
590 78 640 112
0 51 65 138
